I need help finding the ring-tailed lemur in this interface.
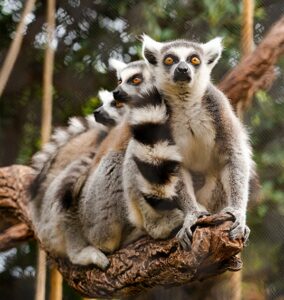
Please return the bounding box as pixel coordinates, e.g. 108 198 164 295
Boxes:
29 89 129 269
94 90 127 127
141 34 253 242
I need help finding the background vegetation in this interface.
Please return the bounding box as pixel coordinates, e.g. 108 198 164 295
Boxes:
0 0 283 299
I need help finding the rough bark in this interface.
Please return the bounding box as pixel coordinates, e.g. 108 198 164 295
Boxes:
0 223 33 251
0 165 244 298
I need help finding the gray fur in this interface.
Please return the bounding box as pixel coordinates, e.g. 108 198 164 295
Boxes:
28 155 113 268
29 90 130 267
80 151 145 254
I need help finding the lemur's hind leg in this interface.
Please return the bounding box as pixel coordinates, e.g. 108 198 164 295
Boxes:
34 153 95 255
64 214 109 269
43 153 110 269
79 152 126 254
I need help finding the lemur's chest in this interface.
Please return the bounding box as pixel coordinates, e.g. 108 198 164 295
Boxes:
171 103 216 172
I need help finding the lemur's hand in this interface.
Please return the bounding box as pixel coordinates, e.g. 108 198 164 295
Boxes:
176 210 210 250
221 206 250 244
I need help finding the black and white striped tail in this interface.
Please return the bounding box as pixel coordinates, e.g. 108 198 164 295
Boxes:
31 115 101 173
29 115 106 199
128 88 182 211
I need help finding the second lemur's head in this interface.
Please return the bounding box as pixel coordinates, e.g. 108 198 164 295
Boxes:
93 89 127 127
109 58 153 106
141 34 223 95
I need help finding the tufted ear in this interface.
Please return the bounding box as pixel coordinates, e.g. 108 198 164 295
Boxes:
108 58 127 76
98 89 113 104
141 34 163 66
202 37 223 69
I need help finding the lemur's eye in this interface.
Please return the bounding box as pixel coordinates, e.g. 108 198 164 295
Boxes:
164 56 174 65
112 100 123 108
118 79 122 84
132 77 142 85
115 101 124 108
191 56 200 65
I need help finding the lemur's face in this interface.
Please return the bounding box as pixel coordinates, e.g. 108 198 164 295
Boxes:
141 35 223 94
93 90 126 127
109 59 153 107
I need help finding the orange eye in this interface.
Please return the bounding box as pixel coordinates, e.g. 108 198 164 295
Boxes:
115 101 124 108
191 56 200 65
164 56 174 65
132 77 142 85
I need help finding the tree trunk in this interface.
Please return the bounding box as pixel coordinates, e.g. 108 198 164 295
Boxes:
0 0 36 96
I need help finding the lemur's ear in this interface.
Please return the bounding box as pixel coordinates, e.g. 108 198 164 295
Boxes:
141 34 163 66
202 37 223 68
108 58 127 76
98 89 113 104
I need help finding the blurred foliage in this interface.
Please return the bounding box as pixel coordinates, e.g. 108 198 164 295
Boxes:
0 0 283 299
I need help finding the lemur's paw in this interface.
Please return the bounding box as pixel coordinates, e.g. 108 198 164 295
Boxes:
176 211 210 251
90 250 110 270
229 222 250 245
221 207 250 244
176 225 192 251
69 246 110 269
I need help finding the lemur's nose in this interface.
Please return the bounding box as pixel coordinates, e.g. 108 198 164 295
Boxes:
93 106 102 117
177 62 189 73
113 89 120 99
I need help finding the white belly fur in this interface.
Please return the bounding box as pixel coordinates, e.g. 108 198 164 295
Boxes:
172 109 215 173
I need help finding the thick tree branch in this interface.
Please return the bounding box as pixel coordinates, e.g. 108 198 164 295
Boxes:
0 165 243 298
0 223 33 252
55 215 243 298
220 16 284 113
